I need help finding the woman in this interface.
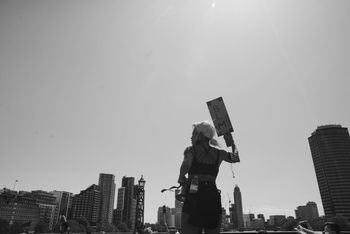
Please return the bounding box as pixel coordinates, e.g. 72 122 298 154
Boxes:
178 121 240 234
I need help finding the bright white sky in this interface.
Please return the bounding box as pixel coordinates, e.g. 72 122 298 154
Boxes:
1 0 350 224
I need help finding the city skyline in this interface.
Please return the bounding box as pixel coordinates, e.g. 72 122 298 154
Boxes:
1 185 322 232
2 0 350 223
1 172 322 223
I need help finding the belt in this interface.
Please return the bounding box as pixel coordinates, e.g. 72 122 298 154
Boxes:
198 181 216 186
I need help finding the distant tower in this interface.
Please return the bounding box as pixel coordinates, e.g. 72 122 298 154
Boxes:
305 201 319 220
158 205 171 227
257 214 265 224
233 185 244 230
308 125 350 219
98 173 116 224
295 201 319 221
135 175 146 232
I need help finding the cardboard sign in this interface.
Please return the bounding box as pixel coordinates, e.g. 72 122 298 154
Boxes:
207 97 233 136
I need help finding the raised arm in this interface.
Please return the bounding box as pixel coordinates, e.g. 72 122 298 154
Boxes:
218 140 240 164
221 133 240 163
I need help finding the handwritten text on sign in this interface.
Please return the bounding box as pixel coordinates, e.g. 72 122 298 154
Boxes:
207 97 233 137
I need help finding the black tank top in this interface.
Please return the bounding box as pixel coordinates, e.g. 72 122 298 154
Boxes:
188 146 220 177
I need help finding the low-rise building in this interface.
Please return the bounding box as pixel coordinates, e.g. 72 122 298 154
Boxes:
0 189 40 230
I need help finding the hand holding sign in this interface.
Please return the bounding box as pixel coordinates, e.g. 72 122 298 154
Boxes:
207 97 234 147
207 97 240 180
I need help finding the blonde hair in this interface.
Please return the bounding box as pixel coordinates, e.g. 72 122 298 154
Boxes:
192 121 219 147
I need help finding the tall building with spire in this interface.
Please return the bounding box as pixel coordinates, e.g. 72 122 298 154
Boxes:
233 185 244 230
308 125 350 219
98 173 116 224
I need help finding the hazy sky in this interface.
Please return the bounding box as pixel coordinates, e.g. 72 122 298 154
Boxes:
1 0 350 223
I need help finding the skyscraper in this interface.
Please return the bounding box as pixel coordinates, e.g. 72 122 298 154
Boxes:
121 176 135 230
98 173 116 224
233 185 244 230
308 125 350 219
114 187 125 226
71 184 100 226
